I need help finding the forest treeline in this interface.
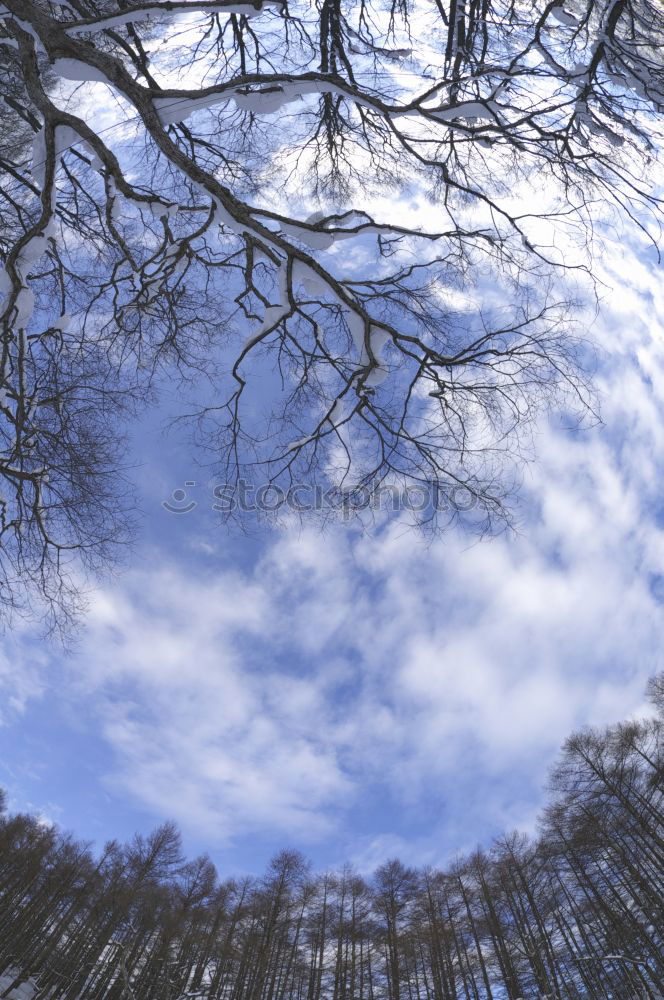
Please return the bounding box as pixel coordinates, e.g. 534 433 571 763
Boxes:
1 677 662 1000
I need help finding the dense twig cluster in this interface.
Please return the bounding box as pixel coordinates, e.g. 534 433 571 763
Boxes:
1 0 663 626
0 675 662 1000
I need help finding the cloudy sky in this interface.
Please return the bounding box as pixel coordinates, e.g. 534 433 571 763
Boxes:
1 211 663 877
2 2 664 878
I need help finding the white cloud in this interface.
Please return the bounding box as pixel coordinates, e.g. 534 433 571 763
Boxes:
65 559 354 842
2 230 664 866
0 624 49 726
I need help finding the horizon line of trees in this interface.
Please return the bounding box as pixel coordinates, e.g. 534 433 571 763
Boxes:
0 675 662 999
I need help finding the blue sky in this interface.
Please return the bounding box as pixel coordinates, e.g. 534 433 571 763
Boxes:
2 0 664 876
1 220 664 878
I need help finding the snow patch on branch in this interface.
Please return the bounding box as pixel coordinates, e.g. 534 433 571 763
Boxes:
346 311 391 382
65 1 276 35
14 288 35 328
243 261 290 350
107 176 124 222
154 78 357 126
0 230 52 331
154 92 230 125
16 236 49 274
293 260 329 298
32 123 91 191
364 328 391 386
31 128 46 189
282 222 334 250
284 434 314 454
51 314 71 332
326 398 345 428
347 310 367 363
281 210 372 250
549 6 578 26
142 200 180 220
431 100 499 124
233 86 298 114
51 58 112 85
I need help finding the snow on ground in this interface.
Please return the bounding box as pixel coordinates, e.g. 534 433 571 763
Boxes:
0 972 39 1000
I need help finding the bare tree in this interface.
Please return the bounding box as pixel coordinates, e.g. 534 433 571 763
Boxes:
0 676 662 998
1 0 663 628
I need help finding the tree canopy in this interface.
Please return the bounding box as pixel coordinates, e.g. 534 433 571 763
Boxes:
1 0 663 627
